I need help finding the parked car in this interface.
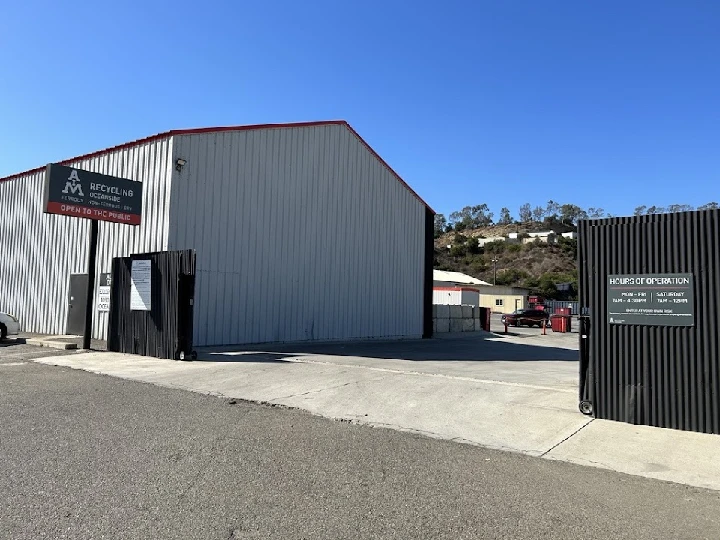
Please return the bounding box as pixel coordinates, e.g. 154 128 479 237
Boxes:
0 312 20 340
501 309 550 328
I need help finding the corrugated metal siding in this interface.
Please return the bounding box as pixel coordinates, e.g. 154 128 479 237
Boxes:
0 138 173 339
168 124 426 346
578 210 720 434
433 290 463 305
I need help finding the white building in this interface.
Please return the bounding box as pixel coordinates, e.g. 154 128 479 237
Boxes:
432 270 491 306
0 121 434 346
509 230 557 239
477 236 506 247
432 288 480 307
433 270 491 288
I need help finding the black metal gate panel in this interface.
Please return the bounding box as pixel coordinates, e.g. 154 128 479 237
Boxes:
108 250 196 359
578 210 720 434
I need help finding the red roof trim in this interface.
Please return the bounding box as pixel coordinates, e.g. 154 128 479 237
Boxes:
341 123 434 213
0 120 433 212
433 286 481 292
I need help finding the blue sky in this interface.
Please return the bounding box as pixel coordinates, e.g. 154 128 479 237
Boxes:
2 1 719 220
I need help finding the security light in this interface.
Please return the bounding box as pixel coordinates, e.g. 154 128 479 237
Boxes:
175 158 187 171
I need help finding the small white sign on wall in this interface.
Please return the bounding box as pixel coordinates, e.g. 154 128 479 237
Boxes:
130 260 152 311
97 273 112 312
97 286 111 312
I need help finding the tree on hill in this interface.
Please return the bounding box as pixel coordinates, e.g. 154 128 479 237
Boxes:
633 203 720 215
531 206 546 223
439 199 713 235
449 204 494 230
498 207 513 225
698 202 719 211
434 214 447 238
667 204 694 213
559 204 587 225
518 203 532 223
546 200 561 220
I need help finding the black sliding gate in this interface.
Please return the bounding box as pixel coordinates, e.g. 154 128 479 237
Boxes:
578 210 720 434
108 250 196 360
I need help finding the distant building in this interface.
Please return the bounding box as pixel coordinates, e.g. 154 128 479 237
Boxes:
433 270 491 288
432 270 527 312
475 285 530 314
522 234 557 245
477 236 506 247
433 287 480 307
433 270 489 307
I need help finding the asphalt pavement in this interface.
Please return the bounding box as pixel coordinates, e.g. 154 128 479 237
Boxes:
1 354 719 540
0 339 77 363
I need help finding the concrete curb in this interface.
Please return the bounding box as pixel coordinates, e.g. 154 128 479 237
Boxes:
25 338 78 350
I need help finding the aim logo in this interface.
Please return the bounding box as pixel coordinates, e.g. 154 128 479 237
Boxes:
61 169 84 197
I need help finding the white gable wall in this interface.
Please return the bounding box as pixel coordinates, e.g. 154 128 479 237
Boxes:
168 124 426 346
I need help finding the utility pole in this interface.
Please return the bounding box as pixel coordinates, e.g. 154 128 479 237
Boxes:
492 258 499 286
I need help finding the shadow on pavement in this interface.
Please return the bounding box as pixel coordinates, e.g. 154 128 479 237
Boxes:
198 333 579 363
193 352 299 364
0 339 28 347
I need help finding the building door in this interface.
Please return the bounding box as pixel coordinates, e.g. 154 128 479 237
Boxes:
66 274 88 335
515 298 522 311
175 272 196 358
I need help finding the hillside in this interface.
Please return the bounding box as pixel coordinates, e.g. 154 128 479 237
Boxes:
433 226 578 300
432 199 720 300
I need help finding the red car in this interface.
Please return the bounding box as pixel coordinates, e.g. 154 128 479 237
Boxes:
501 309 550 328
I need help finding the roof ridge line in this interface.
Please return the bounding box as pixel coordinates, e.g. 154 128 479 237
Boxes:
0 120 433 212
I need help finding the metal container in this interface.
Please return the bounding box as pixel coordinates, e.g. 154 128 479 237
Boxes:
550 315 564 333
107 250 196 359
578 210 720 434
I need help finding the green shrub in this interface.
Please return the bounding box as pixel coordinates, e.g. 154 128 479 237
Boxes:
523 276 540 289
450 244 467 257
558 237 578 258
465 238 481 255
470 260 487 274
495 268 530 286
484 241 506 254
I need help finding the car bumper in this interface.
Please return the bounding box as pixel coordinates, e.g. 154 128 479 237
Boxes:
4 320 20 335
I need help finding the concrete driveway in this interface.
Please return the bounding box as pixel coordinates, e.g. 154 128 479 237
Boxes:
33 331 720 490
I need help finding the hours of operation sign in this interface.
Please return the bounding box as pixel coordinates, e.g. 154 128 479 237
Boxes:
607 273 694 326
130 260 152 311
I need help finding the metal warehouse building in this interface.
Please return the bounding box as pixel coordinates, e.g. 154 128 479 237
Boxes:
0 121 434 346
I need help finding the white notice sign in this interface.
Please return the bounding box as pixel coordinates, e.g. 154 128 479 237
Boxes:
97 286 111 312
130 260 152 311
